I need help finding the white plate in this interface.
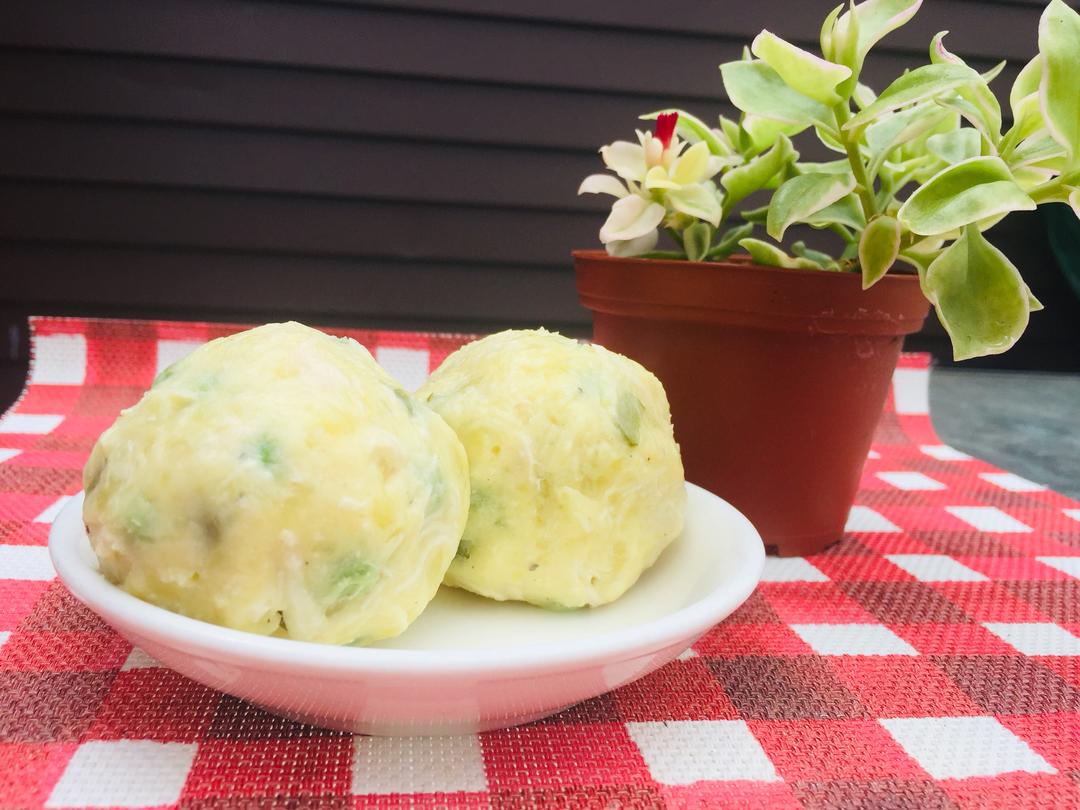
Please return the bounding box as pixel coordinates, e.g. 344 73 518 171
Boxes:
49 483 763 735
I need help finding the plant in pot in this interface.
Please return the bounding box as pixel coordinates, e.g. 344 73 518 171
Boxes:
574 0 1080 556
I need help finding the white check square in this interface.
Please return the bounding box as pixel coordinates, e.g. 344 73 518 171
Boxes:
0 413 63 435
352 735 487 794
790 623 918 656
892 368 929 414
885 554 988 582
121 648 161 671
155 339 204 377
845 506 902 533
0 631 9 651
1036 557 1080 580
946 506 1032 533
33 496 73 525
880 717 1054 779
919 444 973 461
0 448 22 463
877 471 946 491
760 557 829 582
30 333 87 385
627 720 779 784
375 347 430 393
1064 509 1080 523
46 740 197 808
0 545 55 581
982 622 1080 656
979 472 1046 492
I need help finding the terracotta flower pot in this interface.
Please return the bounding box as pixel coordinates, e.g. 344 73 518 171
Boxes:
574 249 931 556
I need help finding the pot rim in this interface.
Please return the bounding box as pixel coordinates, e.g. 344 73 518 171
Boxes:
573 248 931 335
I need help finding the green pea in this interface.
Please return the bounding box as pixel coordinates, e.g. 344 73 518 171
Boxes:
615 390 644 447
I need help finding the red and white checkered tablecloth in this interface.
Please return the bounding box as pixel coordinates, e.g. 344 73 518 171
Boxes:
1 316 1078 809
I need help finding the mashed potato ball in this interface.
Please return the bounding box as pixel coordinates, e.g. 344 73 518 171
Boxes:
417 329 685 609
83 322 469 645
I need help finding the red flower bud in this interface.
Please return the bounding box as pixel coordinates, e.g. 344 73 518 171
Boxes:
655 112 678 150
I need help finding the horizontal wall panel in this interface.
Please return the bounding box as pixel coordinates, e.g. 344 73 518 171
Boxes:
0 117 606 211
345 0 1046 62
0 51 726 152
0 0 1015 99
0 244 586 328
0 181 598 265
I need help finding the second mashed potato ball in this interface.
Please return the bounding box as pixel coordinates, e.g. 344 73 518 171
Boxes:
418 329 685 608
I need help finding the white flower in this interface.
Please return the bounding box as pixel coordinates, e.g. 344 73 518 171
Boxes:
578 113 726 256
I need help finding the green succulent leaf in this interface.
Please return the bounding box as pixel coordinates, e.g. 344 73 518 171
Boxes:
721 135 796 210
929 32 1002 143
641 109 728 156
932 96 996 150
865 103 954 167
720 60 832 128
820 3 844 60
682 221 714 262
1038 0 1080 164
853 82 878 110
750 30 852 105
924 224 1040 360
897 156 1036 236
846 63 982 131
740 115 806 155
767 172 857 240
798 159 853 175
858 215 901 288
738 238 824 270
833 0 923 68
926 129 982 164
805 194 867 230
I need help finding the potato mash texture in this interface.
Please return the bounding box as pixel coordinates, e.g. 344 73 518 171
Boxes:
418 329 685 609
82 322 469 645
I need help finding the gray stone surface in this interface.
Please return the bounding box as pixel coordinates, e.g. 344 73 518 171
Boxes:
929 368 1080 499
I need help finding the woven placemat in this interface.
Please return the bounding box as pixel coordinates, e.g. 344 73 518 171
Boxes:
1 316 1078 809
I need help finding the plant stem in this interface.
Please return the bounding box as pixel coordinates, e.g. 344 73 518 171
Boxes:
832 103 878 222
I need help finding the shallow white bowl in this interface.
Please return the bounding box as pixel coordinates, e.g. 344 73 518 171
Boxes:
49 483 763 735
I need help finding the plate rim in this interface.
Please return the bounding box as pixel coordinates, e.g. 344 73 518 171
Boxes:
49 482 764 676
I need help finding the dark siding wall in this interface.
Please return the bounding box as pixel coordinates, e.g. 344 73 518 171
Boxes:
1 0 1075 366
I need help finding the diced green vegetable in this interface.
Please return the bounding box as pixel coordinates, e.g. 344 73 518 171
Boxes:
124 494 156 541
392 387 416 416
320 556 379 609
615 391 644 447
253 436 279 468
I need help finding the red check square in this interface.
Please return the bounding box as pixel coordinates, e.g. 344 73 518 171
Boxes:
0 742 76 809
86 669 220 743
181 737 353 800
0 632 130 672
760 583 878 624
482 723 649 790
830 658 983 717
892 623 1017 655
695 623 813 657
749 719 926 780
613 658 739 722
